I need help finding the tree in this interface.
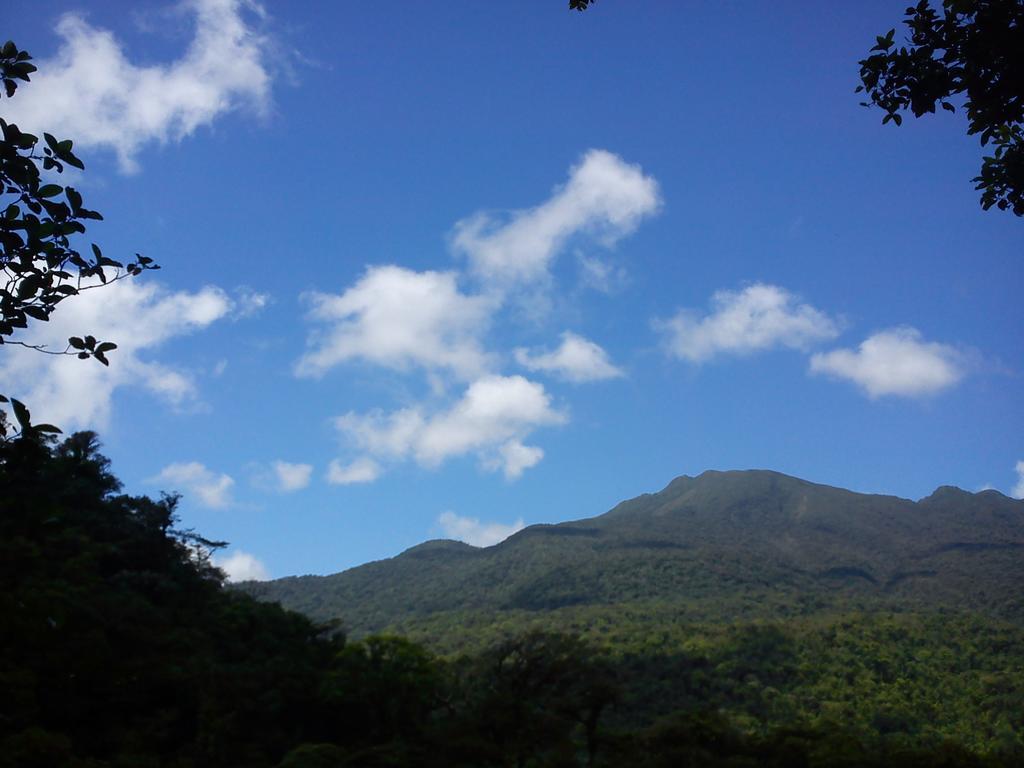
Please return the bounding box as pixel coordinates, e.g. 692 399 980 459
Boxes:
0 429 343 768
0 41 158 437
464 631 618 767
857 0 1024 215
322 635 445 751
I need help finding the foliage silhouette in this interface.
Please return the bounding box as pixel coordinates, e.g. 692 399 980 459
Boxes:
856 0 1024 215
1 41 159 438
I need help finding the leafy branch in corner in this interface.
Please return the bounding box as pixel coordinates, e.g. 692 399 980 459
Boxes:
857 0 1024 215
1 40 159 364
1 41 161 434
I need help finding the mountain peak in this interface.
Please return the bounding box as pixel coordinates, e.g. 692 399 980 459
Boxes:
921 485 976 502
402 539 479 557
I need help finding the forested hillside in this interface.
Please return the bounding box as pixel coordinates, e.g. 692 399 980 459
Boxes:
248 470 1024 637
4 433 1024 766
237 469 1024 761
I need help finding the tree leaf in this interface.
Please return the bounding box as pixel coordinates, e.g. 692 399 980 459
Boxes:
11 398 31 431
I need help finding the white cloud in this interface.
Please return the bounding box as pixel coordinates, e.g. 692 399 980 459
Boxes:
5 0 272 172
326 456 382 486
810 327 964 398
335 374 565 478
658 283 839 363
515 331 624 383
1012 461 1024 500
214 549 269 582
451 149 660 287
153 461 234 508
0 278 234 429
437 510 525 547
484 440 546 480
296 265 494 380
271 460 312 492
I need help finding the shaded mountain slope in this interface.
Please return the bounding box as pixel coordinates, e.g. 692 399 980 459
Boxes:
245 470 1024 638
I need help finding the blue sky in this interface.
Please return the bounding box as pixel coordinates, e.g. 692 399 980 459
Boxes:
3 0 1021 581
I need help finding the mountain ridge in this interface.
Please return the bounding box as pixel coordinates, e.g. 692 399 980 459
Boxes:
244 469 1024 642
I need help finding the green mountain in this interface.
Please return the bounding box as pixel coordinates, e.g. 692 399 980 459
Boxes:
246 470 1024 646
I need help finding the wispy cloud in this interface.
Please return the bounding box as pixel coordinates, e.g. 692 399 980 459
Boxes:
657 283 839 363
214 549 269 582
325 457 382 486
451 149 660 288
577 253 627 294
0 278 235 429
232 287 271 318
810 327 964 398
6 0 273 172
515 331 624 383
153 461 235 508
296 266 494 380
1012 461 1024 500
437 510 524 547
271 460 312 492
335 374 566 480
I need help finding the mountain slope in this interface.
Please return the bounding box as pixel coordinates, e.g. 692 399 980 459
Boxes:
245 470 1024 640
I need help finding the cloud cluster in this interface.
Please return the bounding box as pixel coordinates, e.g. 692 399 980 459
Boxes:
336 375 565 479
656 283 972 401
214 549 270 582
515 332 623 382
658 283 839 363
437 510 525 547
154 461 235 508
810 327 964 398
307 152 655 482
296 266 493 380
0 278 236 429
451 149 660 287
6 0 272 172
